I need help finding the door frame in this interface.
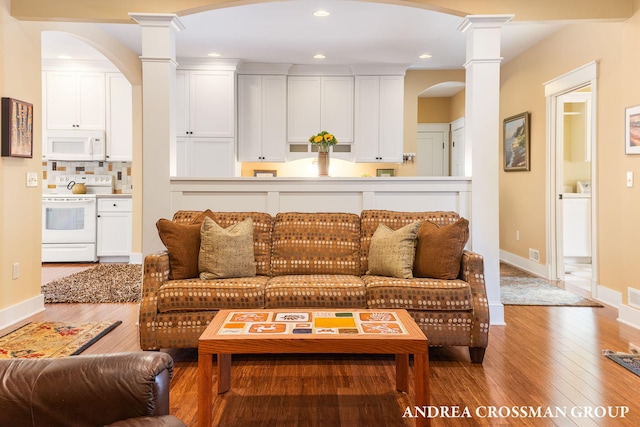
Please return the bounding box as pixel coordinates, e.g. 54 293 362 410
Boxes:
544 61 598 295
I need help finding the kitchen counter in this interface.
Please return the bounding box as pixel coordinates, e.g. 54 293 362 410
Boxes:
96 193 132 199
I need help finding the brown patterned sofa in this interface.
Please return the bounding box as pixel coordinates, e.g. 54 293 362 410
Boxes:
140 210 489 363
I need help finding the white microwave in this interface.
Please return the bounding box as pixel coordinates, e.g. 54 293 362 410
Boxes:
44 130 106 161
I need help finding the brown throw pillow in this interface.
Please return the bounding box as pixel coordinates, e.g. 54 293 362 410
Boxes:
413 218 469 280
366 221 421 279
156 219 201 280
199 217 257 279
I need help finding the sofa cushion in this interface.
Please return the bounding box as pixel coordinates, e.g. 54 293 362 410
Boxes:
173 210 273 276
363 275 473 311
367 221 421 279
359 210 461 276
414 218 469 280
156 219 201 280
265 274 367 308
271 212 361 276
157 276 268 313
199 217 256 279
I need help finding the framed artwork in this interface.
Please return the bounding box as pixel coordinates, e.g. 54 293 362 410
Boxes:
1 97 33 158
625 105 640 154
376 168 395 177
253 169 277 177
503 112 530 171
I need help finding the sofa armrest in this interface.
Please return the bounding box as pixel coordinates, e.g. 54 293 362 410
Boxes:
140 251 171 350
0 352 182 427
459 250 490 348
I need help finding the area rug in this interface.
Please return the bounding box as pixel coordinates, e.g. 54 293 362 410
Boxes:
0 321 122 359
603 350 640 377
42 264 142 303
501 276 603 306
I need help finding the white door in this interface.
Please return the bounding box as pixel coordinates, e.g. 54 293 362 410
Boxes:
288 76 321 142
190 71 235 137
106 73 133 161
237 75 263 161
261 75 287 161
451 118 465 176
416 125 449 176
321 77 354 143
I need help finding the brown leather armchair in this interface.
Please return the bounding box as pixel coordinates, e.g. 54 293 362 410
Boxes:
0 351 186 427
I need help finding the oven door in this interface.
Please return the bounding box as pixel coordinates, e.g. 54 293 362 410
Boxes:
42 197 97 244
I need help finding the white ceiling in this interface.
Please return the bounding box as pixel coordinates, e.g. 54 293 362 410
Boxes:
41 1 564 96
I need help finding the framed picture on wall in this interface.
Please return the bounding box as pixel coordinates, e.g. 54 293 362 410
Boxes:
625 105 640 154
503 111 530 171
253 169 277 177
376 168 395 177
1 97 34 158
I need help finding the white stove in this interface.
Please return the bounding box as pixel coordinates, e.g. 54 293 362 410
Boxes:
42 174 114 262
54 174 114 195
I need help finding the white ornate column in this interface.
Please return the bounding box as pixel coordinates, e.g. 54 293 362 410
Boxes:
130 13 185 255
458 15 513 326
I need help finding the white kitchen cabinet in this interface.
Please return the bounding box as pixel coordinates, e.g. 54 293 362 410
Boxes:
354 75 404 163
287 76 354 143
176 70 235 138
45 71 105 130
97 197 132 261
177 136 236 177
237 75 287 162
106 73 133 161
562 195 591 257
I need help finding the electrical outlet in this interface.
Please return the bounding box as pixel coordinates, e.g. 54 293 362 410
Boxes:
12 263 19 280
516 230 520 241
627 171 634 188
528 248 540 262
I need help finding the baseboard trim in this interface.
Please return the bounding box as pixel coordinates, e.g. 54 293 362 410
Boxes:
500 250 548 279
129 253 143 264
0 294 45 333
618 304 640 330
489 302 505 326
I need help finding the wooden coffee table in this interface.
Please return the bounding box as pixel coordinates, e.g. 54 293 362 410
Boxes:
198 309 429 427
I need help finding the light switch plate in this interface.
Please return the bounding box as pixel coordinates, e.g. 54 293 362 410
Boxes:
627 171 634 188
26 172 38 187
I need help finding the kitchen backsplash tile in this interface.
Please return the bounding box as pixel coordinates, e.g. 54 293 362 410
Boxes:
42 160 133 194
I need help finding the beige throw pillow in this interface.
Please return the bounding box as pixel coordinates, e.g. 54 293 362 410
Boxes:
199 217 256 279
366 221 422 279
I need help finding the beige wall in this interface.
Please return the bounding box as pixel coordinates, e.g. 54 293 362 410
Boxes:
499 7 640 301
0 0 44 310
418 97 451 123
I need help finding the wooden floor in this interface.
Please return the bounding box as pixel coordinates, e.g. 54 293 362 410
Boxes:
28 265 640 426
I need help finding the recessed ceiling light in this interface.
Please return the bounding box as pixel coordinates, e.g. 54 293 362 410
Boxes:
57 55 72 59
419 54 432 59
313 10 330 17
313 54 326 59
207 52 221 58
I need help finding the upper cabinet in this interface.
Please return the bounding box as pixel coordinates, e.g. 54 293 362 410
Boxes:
354 75 404 163
45 71 105 130
106 73 133 161
287 76 354 143
176 70 235 138
237 75 287 162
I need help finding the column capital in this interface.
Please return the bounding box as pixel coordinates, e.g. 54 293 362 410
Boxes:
129 13 185 32
457 14 514 33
